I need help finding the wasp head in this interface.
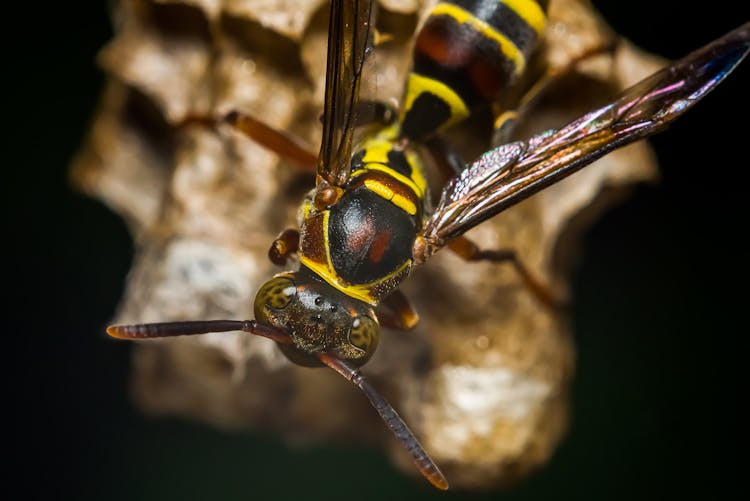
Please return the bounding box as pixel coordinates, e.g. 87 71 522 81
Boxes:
253 269 380 367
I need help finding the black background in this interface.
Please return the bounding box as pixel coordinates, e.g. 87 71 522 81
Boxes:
6 2 749 500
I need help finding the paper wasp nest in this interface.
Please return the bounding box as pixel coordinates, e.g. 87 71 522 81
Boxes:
72 0 663 490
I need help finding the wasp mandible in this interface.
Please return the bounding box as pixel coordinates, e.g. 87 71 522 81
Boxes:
107 0 750 490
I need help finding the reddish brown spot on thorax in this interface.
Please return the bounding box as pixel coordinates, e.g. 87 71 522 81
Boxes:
367 229 392 263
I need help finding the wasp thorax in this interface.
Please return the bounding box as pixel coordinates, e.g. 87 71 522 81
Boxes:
253 270 380 367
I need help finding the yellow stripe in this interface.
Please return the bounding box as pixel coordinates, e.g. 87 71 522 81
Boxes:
361 139 391 165
299 256 412 307
431 3 526 75
299 256 375 305
351 163 425 199
359 125 428 197
402 73 470 132
364 179 417 215
501 0 546 36
322 209 334 283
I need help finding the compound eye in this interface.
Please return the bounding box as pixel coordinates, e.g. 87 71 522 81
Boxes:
348 315 379 355
255 276 296 311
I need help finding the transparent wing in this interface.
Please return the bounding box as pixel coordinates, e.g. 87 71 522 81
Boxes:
420 22 750 248
317 0 375 187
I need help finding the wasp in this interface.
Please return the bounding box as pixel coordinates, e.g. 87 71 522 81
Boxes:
106 0 750 490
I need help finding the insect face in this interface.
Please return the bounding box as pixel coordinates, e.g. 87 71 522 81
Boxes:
253 270 380 367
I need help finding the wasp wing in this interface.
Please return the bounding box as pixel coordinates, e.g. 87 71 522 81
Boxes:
317 0 375 188
420 22 750 248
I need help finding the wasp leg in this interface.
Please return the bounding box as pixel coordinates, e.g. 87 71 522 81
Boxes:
492 110 521 146
268 228 300 266
225 111 318 169
492 39 619 145
181 111 318 170
376 290 420 330
447 236 563 310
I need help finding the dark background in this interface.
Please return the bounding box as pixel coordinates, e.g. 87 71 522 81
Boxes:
7 2 748 500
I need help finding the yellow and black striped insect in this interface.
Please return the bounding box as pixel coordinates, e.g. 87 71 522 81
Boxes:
107 0 750 490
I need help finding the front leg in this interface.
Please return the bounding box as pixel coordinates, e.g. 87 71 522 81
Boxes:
376 289 420 330
268 229 300 266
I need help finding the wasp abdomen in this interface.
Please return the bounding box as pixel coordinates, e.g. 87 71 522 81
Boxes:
401 0 548 139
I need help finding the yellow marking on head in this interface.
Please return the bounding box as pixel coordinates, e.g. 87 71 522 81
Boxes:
501 0 546 36
402 73 470 131
430 3 526 75
364 179 418 215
